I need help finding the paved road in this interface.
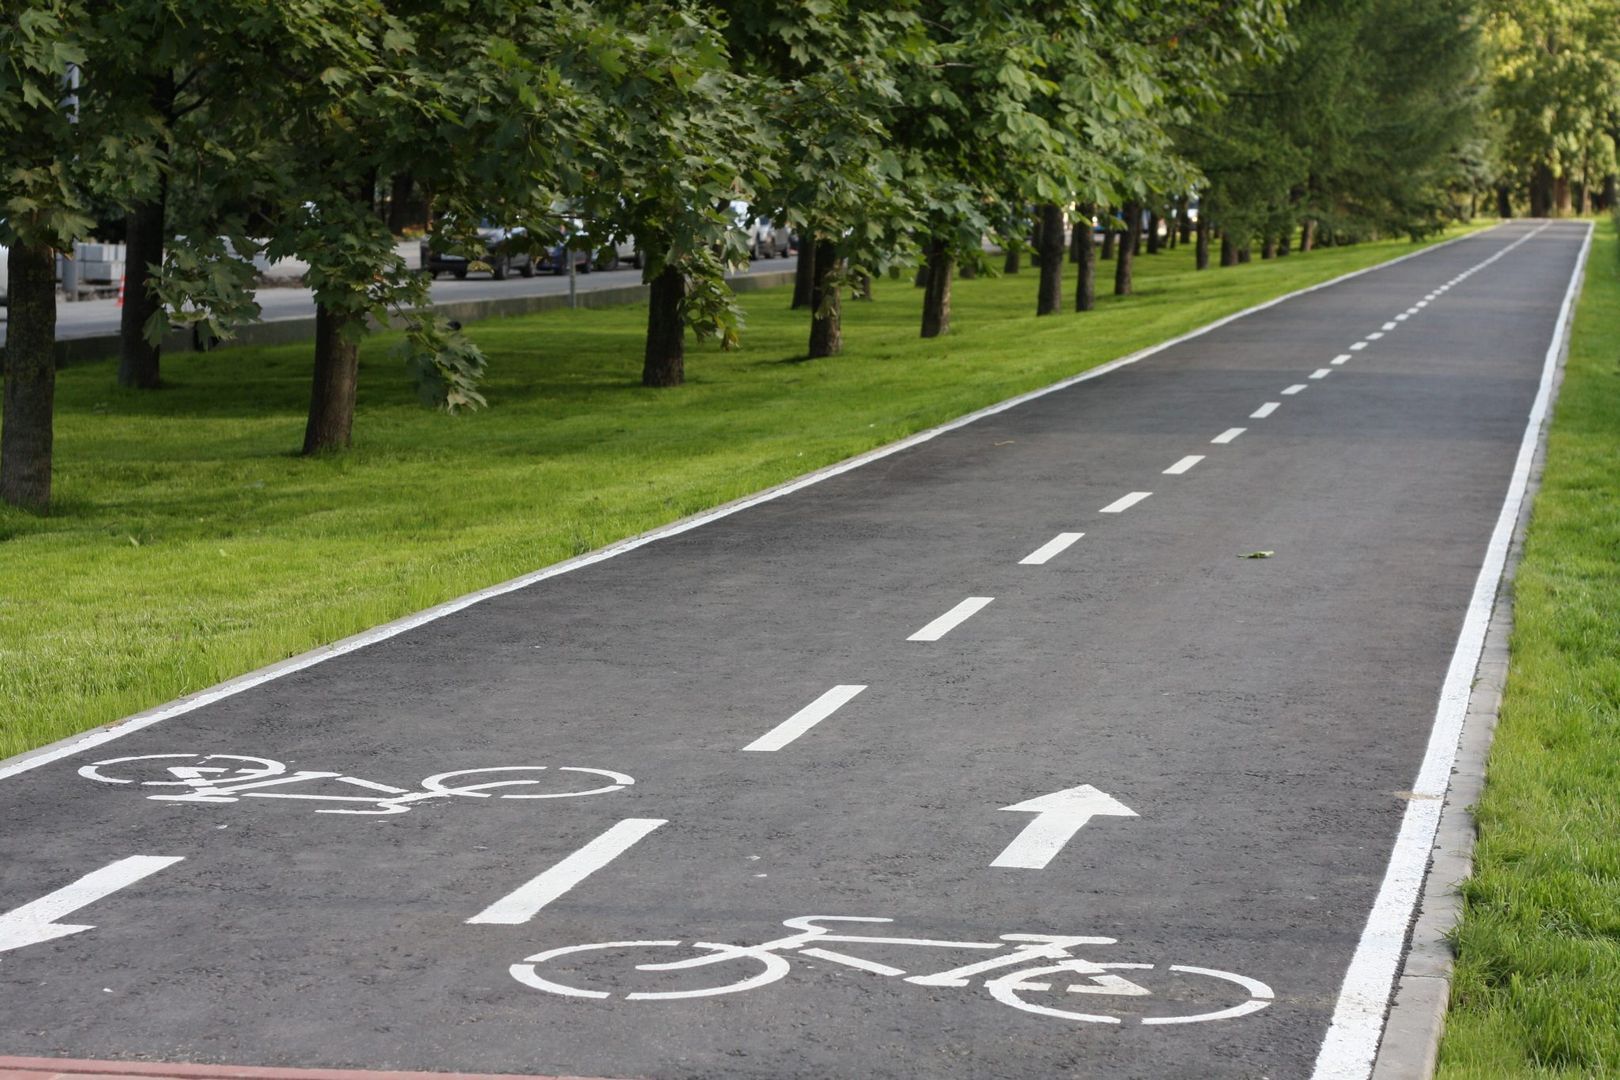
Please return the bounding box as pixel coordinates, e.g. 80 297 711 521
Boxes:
0 254 796 346
0 222 1588 1079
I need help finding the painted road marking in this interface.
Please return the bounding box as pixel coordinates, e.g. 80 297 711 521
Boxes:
743 685 867 752
1251 402 1280 419
1365 332 1384 341
0 856 184 956
1212 427 1246 444
1164 456 1204 475
1382 322 1397 331
1310 369 1330 380
991 785 1138 869
1395 313 1410 321
1350 342 1369 351
1282 385 1307 396
467 819 667 925
908 597 995 641
1020 532 1084 565
1100 492 1152 514
1417 300 1429 307
1332 354 1352 365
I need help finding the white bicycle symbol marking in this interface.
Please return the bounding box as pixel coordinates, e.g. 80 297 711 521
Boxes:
510 915 1273 1025
78 754 633 816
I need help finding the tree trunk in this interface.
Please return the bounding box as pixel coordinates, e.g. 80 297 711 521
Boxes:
1114 202 1140 296
1003 245 1021 274
920 237 954 338
1165 208 1178 250
791 241 814 309
1553 174 1572 216
302 305 362 454
641 264 686 386
1179 199 1194 244
1101 223 1116 261
1 242 57 509
1074 205 1097 312
1300 219 1317 252
1036 203 1065 316
1146 211 1162 254
1070 214 1086 263
958 260 977 280
1529 163 1553 217
1237 243 1251 264
118 191 167 389
1261 236 1276 260
1195 218 1211 270
1220 233 1237 267
807 238 841 358
387 172 422 234
1577 180 1590 216
1602 174 1617 213
1278 228 1291 257
853 271 872 301
1496 185 1513 218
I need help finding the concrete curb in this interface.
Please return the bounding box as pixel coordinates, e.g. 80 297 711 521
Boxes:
1367 237 1582 1079
50 269 797 368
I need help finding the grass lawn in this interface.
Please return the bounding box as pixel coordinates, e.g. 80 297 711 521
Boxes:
0 228 1482 759
1437 216 1620 1077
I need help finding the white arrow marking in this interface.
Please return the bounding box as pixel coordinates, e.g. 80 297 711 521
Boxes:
991 786 1137 869
0 855 184 956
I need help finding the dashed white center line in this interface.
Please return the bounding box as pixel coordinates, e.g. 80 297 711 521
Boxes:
1212 427 1246 444
1020 532 1084 566
1416 300 1429 308
1331 353 1352 365
1309 369 1330 380
1381 322 1397 331
1395 313 1410 321
1365 331 1384 341
1282 384 1307 395
1350 341 1369 351
742 684 868 752
908 597 994 641
1163 455 1204 475
1251 402 1280 419
1100 491 1153 514
467 818 667 924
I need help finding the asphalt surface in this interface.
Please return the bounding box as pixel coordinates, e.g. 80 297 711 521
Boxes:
0 254 795 346
0 221 1588 1079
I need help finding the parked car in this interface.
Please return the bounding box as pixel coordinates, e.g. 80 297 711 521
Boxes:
750 219 793 259
540 221 594 275
422 222 535 280
589 234 641 271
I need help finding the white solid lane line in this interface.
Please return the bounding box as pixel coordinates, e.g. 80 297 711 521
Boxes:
1100 491 1153 514
1020 532 1085 566
1382 322 1398 331
1164 455 1205 475
908 597 995 641
1310 369 1331 380
467 819 666 925
1212 427 1246 444
1350 342 1369 351
1251 402 1280 419
742 684 868 752
1282 385 1307 396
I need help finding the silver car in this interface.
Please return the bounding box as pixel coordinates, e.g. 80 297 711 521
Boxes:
751 219 793 259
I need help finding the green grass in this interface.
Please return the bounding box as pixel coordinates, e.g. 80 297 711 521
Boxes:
1437 216 1620 1078
0 230 1480 759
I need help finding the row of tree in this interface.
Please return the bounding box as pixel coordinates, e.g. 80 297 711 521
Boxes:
2 0 1594 512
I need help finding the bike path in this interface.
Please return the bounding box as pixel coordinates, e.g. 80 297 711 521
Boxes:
0 221 1589 1080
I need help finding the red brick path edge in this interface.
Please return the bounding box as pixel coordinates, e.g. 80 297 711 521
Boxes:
0 1058 629 1080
